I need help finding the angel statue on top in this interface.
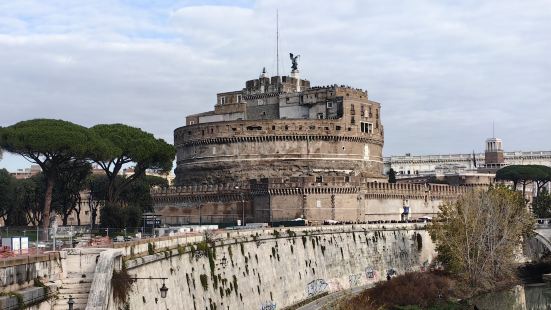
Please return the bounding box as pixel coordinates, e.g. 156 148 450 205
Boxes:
289 53 300 71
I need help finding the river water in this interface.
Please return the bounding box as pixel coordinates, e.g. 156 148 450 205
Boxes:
472 283 551 310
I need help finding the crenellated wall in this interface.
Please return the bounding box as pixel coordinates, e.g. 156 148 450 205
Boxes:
151 180 474 224
174 118 384 186
118 224 435 310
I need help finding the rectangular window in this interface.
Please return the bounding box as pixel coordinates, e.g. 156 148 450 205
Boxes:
316 176 323 183
360 122 373 133
236 95 241 103
257 99 264 106
316 200 322 208
317 113 324 119
220 96 226 105
189 121 195 125
327 101 333 108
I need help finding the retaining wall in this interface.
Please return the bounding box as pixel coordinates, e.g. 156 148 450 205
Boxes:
118 224 435 310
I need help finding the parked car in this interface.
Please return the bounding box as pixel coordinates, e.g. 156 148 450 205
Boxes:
418 216 432 223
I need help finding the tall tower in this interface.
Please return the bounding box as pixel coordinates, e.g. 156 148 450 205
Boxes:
484 137 505 169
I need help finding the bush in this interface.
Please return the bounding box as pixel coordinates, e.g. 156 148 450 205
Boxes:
147 242 155 255
112 268 134 304
100 203 143 228
336 272 455 309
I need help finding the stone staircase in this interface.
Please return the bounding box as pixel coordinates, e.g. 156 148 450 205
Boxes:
53 273 94 310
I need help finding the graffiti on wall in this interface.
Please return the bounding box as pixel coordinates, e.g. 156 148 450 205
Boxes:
365 267 375 279
348 274 362 287
306 279 328 297
260 301 276 310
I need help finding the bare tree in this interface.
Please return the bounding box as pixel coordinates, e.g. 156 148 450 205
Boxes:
428 186 534 290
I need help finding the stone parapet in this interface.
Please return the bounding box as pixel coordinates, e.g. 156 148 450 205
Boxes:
151 179 477 224
0 252 64 293
152 180 471 201
175 118 383 145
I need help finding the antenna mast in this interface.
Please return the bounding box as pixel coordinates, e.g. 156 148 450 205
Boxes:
276 10 280 83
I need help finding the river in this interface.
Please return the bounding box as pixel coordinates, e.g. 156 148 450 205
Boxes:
472 283 551 310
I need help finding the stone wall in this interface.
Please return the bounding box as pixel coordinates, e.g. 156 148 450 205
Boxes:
174 118 384 185
0 252 64 292
152 181 471 224
119 224 434 310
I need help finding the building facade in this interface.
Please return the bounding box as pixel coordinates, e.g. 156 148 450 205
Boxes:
384 138 551 178
151 65 473 225
174 69 385 185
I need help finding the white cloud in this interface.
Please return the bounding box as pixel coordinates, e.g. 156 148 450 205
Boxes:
1 0 551 170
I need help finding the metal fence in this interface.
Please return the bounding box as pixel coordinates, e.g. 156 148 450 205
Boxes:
0 225 159 256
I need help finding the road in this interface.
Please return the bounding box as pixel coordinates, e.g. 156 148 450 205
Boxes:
297 284 373 310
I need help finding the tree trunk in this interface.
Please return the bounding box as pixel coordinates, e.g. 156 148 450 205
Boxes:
42 176 55 240
91 206 97 229
107 181 116 204
62 210 69 226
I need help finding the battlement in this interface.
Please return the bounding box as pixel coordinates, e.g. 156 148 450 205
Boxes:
175 118 383 146
152 179 471 200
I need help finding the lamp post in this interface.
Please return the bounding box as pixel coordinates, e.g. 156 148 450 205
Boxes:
234 186 245 226
240 192 245 226
199 204 202 227
67 295 74 310
130 277 169 299
160 282 168 298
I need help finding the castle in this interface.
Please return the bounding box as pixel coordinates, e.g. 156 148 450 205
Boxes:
174 67 384 185
153 61 469 225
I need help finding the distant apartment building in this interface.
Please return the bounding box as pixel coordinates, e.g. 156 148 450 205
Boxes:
384 137 551 195
384 137 551 178
10 165 42 179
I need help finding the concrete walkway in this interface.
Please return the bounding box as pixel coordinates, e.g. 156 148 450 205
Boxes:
297 284 373 310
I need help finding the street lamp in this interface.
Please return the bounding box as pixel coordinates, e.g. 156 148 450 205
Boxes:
67 295 74 310
240 192 245 226
220 255 228 268
130 277 169 299
234 186 245 226
160 281 168 299
199 204 202 226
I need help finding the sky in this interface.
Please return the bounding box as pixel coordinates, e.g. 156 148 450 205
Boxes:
1 0 550 171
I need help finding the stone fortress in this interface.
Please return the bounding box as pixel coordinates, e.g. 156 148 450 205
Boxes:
152 58 470 225
175 67 384 185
